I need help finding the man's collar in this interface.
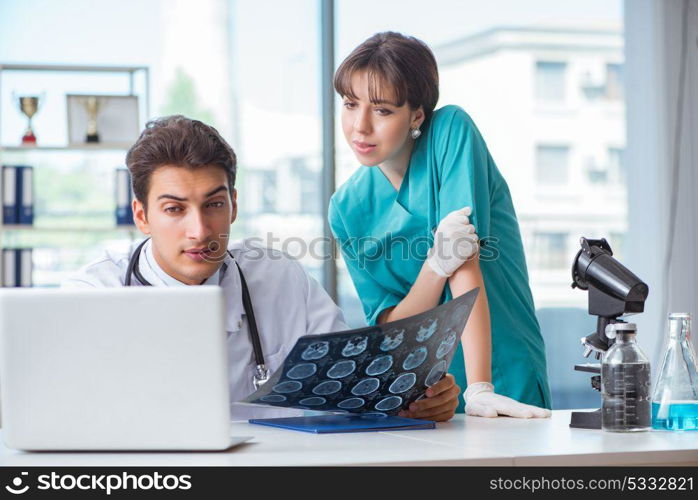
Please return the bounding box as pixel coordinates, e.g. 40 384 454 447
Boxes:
137 240 244 332
142 239 225 287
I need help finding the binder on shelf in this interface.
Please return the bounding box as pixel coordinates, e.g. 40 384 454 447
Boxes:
2 249 16 287
17 166 34 225
2 166 18 224
115 168 134 226
1 248 33 287
14 249 21 287
1 165 34 226
20 248 33 287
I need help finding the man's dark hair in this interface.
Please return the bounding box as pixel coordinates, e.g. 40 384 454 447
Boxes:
126 115 236 211
334 31 439 123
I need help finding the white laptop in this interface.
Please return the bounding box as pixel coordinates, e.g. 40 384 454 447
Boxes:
0 287 249 451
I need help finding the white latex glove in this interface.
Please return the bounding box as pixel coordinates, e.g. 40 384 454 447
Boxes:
464 382 552 418
426 207 479 278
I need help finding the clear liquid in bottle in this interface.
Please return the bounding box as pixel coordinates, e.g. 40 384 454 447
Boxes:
602 362 652 431
601 323 651 432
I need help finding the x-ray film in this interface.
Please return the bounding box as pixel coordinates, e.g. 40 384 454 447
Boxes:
241 287 479 416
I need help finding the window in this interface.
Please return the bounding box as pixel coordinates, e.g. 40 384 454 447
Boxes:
584 148 625 185
536 145 570 185
535 61 567 102
532 232 568 269
608 147 625 183
606 63 624 99
241 169 277 214
586 155 607 184
229 0 323 281
260 171 277 214
580 68 606 100
292 159 321 215
608 232 625 261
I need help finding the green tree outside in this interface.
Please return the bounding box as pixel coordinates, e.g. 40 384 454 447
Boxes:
159 67 217 125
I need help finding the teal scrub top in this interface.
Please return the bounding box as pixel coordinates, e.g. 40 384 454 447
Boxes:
329 105 552 413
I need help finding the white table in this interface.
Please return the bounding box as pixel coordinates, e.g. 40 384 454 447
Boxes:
1 410 696 466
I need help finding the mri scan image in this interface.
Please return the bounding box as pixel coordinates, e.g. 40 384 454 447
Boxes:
272 381 303 394
341 336 368 357
286 363 317 380
416 319 438 342
351 377 381 396
299 396 326 406
436 331 458 359
425 360 448 387
389 372 417 394
380 329 405 351
260 394 286 403
402 346 428 370
312 380 342 395
375 396 403 411
326 360 356 379
337 397 365 409
365 355 393 376
243 288 479 416
301 341 330 361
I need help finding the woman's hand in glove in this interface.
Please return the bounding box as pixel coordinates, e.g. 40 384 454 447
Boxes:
426 207 479 278
464 382 551 418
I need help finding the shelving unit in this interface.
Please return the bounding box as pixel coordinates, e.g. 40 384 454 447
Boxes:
1 225 138 233
0 145 135 152
0 63 149 286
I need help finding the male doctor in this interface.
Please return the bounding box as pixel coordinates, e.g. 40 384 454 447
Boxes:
63 115 461 421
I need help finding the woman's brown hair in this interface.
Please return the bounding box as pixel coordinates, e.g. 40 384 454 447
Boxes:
334 31 439 122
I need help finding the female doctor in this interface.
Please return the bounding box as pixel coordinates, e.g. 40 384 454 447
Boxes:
329 32 552 418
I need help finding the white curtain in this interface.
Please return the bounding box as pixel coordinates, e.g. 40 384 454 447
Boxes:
625 0 698 371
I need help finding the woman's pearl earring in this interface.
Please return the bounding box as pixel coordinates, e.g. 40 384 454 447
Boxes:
411 128 421 139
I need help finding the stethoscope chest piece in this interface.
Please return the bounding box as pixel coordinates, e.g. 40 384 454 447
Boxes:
253 364 270 390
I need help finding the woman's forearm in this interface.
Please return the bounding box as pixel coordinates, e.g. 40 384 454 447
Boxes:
448 258 492 385
378 261 447 323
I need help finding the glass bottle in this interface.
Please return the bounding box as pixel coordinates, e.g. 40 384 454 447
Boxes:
651 313 698 430
601 323 652 432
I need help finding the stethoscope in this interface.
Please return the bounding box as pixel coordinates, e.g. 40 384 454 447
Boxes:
125 238 270 389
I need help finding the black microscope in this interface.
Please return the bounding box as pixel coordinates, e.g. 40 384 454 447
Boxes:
569 237 649 429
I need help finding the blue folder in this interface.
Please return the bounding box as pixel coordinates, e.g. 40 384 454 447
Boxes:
17 165 34 225
249 415 435 433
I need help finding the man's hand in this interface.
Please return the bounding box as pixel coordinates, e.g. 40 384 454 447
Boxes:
398 374 460 422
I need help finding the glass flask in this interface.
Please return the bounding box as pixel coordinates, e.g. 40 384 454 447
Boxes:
651 313 698 430
601 323 652 432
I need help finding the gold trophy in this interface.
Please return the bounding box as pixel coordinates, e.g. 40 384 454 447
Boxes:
17 95 40 145
82 96 104 143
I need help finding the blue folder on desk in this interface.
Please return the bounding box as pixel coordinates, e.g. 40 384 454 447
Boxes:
249 415 435 433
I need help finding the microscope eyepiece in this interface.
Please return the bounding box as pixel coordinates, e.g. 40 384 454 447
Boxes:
571 237 648 315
